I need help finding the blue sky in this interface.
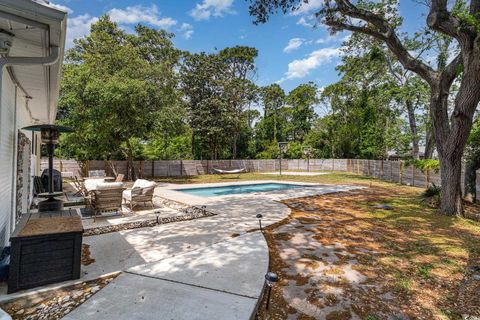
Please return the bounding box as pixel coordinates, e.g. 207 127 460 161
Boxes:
48 0 428 93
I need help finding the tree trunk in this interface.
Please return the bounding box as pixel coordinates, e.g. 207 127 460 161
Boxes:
405 98 419 159
439 157 463 216
232 131 238 159
125 138 136 181
424 125 435 159
464 158 480 203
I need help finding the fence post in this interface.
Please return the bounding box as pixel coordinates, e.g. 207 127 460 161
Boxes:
357 159 360 174
412 165 415 187
59 160 63 173
367 160 371 176
332 158 335 171
151 160 155 178
381 160 384 178
180 160 183 176
390 161 393 181
400 161 404 184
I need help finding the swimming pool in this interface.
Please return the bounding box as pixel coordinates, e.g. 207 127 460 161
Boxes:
175 183 307 197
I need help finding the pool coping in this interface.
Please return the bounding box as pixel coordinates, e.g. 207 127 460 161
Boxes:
156 180 339 206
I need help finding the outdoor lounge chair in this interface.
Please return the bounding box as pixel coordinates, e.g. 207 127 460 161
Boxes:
72 176 88 197
115 173 124 182
123 179 157 210
89 182 125 220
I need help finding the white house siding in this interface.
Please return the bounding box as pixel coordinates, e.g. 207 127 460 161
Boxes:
0 72 17 249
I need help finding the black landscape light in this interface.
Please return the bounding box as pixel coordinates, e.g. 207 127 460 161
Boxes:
256 213 263 231
264 271 279 310
201 205 207 215
22 124 73 211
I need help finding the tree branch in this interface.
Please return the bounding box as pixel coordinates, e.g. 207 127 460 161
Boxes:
470 0 480 15
427 0 476 44
325 1 436 84
440 53 462 89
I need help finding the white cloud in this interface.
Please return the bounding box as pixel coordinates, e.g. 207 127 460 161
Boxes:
180 23 194 39
108 5 177 28
284 38 305 53
47 2 73 13
65 4 184 48
190 0 235 21
291 0 324 16
316 34 336 44
66 14 99 48
281 47 340 81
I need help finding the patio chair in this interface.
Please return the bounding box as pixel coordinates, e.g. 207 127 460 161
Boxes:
89 182 126 220
123 179 157 210
72 176 88 197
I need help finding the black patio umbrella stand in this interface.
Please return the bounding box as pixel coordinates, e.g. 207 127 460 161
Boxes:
22 124 73 212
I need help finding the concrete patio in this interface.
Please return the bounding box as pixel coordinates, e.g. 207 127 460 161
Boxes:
63 181 362 319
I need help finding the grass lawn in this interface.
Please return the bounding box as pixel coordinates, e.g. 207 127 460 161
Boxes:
156 172 480 319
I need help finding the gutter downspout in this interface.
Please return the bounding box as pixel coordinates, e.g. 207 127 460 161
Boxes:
0 46 59 69
0 45 59 123
0 46 59 238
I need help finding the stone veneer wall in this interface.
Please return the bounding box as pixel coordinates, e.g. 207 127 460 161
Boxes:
16 131 31 220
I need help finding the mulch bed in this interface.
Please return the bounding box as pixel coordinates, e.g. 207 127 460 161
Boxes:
256 186 480 320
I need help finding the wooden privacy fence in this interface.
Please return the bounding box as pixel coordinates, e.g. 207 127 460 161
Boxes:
42 158 479 200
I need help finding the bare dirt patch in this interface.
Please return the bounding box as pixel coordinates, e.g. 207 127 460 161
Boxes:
256 186 480 320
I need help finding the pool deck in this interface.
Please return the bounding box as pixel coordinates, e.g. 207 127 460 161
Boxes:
62 181 362 320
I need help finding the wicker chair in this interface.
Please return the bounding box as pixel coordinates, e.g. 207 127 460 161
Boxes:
123 179 156 210
89 182 125 220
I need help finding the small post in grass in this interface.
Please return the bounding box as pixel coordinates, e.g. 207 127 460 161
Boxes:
303 147 313 172
265 272 279 310
278 142 288 175
256 213 263 232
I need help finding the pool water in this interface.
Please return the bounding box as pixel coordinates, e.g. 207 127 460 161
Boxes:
175 183 307 197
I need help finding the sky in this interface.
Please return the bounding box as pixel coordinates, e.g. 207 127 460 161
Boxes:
47 0 428 93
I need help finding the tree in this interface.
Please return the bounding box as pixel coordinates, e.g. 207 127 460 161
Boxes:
249 0 480 216
219 46 259 158
464 117 480 202
180 52 233 160
285 82 319 143
57 16 180 179
261 84 286 142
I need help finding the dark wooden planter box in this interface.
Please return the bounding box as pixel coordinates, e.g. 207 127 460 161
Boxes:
8 210 83 293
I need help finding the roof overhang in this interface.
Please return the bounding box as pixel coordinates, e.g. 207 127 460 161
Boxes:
0 0 67 124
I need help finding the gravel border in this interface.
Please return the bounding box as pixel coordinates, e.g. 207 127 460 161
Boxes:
0 273 120 320
84 199 215 236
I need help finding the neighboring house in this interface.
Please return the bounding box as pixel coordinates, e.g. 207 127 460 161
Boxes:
0 0 66 250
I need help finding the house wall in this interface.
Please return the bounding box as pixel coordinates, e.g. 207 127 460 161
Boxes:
0 70 36 250
0 72 17 250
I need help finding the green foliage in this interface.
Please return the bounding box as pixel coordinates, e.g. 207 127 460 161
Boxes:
57 16 181 167
422 183 441 198
406 159 440 173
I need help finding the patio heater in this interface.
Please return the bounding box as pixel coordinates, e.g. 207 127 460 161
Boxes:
278 142 288 175
303 147 313 172
22 124 73 212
